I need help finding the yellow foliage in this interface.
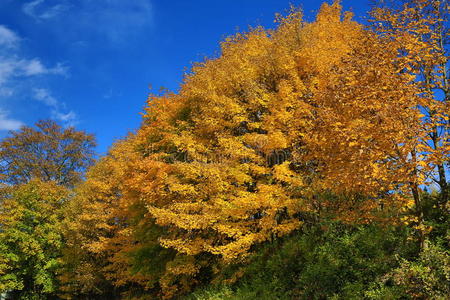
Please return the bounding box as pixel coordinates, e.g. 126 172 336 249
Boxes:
61 1 443 298
129 0 423 268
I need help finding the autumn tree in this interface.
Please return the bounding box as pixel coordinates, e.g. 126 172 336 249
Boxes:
370 0 449 245
58 2 437 299
58 150 125 299
0 120 96 187
108 4 424 297
60 137 177 299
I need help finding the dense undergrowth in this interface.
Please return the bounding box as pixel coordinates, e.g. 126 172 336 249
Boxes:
186 193 448 300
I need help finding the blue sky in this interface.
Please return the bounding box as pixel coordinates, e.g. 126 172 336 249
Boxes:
0 0 371 154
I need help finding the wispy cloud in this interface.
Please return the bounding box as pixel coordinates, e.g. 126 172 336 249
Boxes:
53 110 76 123
32 88 77 125
0 25 72 130
0 25 20 48
22 0 44 18
0 57 68 86
33 87 58 106
22 0 153 44
0 109 23 131
23 0 71 21
21 59 68 76
0 25 68 87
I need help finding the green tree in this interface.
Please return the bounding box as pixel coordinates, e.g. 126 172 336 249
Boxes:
0 180 68 299
0 120 96 299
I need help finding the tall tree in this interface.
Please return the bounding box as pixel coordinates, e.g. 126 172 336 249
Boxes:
106 5 423 298
0 120 96 187
58 2 437 298
145 0 417 256
371 0 449 208
59 137 169 299
0 120 96 298
370 0 449 247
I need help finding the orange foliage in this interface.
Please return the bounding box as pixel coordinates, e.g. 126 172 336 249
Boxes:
62 2 439 298
130 0 422 266
370 0 449 204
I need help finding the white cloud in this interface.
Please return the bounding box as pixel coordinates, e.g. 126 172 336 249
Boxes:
82 0 153 43
21 58 47 75
53 110 76 123
0 24 73 130
23 0 71 21
0 87 13 97
33 88 58 106
49 63 68 75
31 88 77 125
0 58 17 86
0 109 23 131
0 25 68 86
0 25 20 48
0 25 68 87
0 57 69 86
19 59 68 76
23 0 44 18
22 0 153 44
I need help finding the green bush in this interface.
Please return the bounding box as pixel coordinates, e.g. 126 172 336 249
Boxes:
186 222 417 300
367 241 449 299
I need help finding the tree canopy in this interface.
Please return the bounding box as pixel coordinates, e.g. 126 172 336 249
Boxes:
0 1 448 299
0 180 68 299
0 120 96 187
